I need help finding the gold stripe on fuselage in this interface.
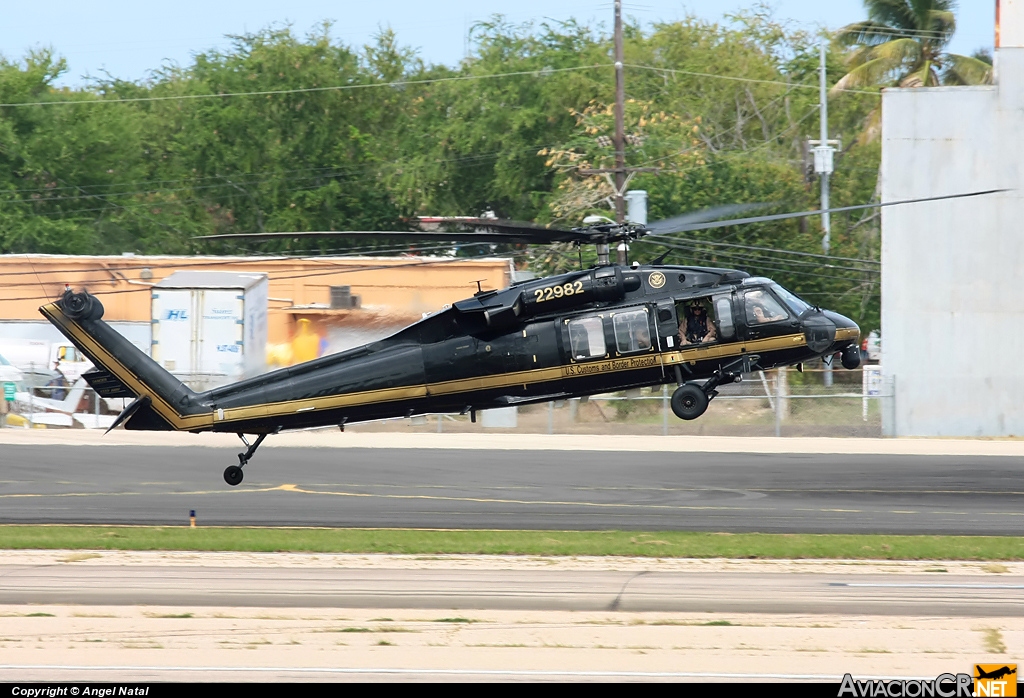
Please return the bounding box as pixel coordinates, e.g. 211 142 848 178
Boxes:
835 327 860 342
45 301 815 430
664 332 807 366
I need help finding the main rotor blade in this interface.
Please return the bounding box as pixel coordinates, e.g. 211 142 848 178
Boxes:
656 189 1006 234
194 218 585 245
194 230 552 243
645 203 771 234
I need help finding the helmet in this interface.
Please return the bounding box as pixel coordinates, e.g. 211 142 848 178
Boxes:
688 300 703 309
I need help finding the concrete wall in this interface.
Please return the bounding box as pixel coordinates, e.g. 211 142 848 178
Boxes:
881 42 1024 435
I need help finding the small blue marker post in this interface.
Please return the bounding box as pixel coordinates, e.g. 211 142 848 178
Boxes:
189 510 196 528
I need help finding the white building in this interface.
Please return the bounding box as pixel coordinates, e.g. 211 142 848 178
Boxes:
881 0 1024 436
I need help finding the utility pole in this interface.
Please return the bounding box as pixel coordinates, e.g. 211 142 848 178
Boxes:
578 1 657 266
613 0 626 227
815 43 833 254
809 42 838 386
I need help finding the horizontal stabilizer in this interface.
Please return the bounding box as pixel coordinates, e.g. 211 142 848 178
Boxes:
105 395 150 433
82 367 136 398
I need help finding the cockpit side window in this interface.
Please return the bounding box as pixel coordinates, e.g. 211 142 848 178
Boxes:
744 289 789 325
567 316 607 360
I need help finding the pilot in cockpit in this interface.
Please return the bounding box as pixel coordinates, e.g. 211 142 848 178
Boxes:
747 290 786 324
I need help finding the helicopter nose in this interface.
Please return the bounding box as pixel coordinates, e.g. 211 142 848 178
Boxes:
822 311 861 369
801 311 837 354
823 310 860 343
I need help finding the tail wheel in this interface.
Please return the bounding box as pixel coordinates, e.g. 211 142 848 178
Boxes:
671 383 709 420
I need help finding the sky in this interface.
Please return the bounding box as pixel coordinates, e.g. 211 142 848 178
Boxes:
0 1 996 86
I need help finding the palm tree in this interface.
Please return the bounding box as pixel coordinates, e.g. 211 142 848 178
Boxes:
831 1 992 140
833 0 992 90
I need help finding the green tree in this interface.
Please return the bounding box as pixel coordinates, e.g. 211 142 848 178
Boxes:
0 50 200 255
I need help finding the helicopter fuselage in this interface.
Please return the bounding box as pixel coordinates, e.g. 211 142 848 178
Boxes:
42 263 860 436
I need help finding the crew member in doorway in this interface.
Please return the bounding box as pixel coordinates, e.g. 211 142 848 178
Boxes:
679 300 716 345
46 360 69 401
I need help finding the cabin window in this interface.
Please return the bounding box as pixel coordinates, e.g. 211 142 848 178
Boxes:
612 309 652 354
714 296 736 339
744 289 790 325
567 316 606 360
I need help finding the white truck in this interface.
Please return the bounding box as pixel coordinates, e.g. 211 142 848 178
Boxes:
0 338 93 384
151 271 269 388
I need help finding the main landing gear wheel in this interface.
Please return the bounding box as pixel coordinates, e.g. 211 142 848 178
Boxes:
223 465 244 486
671 383 709 420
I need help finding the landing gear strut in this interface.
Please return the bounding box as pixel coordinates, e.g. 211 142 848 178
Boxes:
224 433 268 486
670 355 756 421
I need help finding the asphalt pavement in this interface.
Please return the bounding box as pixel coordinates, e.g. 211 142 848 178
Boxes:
4 560 1022 615
2 445 1022 534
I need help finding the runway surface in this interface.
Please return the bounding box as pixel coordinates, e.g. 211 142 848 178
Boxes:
2 445 1023 533
2 559 1023 615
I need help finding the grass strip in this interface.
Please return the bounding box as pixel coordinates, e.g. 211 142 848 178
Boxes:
0 526 1023 560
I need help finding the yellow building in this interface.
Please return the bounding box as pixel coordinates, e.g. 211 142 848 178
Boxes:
0 254 513 355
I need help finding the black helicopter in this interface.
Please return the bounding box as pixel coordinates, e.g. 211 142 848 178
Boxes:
40 190 996 485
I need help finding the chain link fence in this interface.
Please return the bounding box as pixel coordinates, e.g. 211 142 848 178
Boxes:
378 366 895 438
0 382 119 429
1 367 895 437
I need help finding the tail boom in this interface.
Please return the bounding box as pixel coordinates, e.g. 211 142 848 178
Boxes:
40 292 211 432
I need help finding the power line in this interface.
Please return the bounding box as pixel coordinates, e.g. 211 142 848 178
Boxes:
628 84 806 169
0 65 612 108
0 241 507 281
648 237 876 279
650 241 876 279
3 106 820 221
0 249 520 302
646 240 878 275
646 233 879 265
0 59 884 112
625 63 880 96
0 139 570 201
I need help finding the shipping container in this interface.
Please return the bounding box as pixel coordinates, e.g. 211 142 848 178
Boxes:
151 271 268 386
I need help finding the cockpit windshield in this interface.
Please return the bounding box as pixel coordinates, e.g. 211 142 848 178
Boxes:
771 283 811 316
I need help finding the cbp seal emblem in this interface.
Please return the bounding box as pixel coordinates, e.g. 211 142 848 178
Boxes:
648 271 666 289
